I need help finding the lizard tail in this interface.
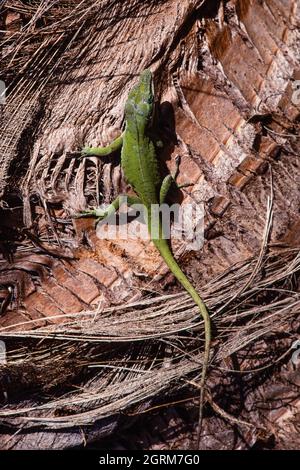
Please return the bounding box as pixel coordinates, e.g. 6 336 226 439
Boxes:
153 238 211 449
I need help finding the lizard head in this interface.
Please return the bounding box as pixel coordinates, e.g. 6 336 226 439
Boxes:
125 69 154 125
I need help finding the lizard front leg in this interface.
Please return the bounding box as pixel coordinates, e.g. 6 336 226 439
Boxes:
82 134 124 157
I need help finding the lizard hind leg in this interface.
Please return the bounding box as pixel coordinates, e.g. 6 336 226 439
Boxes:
159 174 173 205
173 155 194 189
73 196 122 228
73 195 142 228
159 156 193 204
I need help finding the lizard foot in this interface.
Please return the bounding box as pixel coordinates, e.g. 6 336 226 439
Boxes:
81 146 94 156
73 208 107 219
176 182 194 189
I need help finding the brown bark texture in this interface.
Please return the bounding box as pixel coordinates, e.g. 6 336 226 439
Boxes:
0 0 299 450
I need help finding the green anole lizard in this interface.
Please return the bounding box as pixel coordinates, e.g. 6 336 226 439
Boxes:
75 70 211 446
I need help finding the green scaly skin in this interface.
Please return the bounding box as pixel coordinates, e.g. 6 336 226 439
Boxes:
77 70 211 446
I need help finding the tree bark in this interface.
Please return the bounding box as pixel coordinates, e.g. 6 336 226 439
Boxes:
0 0 299 450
